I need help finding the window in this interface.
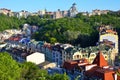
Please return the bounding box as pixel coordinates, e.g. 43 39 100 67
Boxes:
83 55 84 57
105 56 107 59
74 56 76 59
77 55 79 58
91 54 95 57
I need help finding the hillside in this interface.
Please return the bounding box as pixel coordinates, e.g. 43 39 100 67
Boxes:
0 12 120 47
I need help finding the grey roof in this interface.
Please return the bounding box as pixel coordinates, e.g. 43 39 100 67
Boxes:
39 61 51 67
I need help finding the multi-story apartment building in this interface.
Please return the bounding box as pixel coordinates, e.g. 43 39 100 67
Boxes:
53 9 63 19
17 10 30 18
44 3 78 19
99 25 118 65
12 10 30 18
51 43 73 66
38 9 46 16
4 25 118 67
63 51 118 80
0 8 13 16
61 10 68 17
92 9 109 15
72 45 112 64
0 3 78 19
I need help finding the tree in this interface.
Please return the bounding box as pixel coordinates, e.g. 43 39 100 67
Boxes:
0 52 21 80
43 14 51 19
0 13 23 31
50 73 69 80
20 62 48 80
50 37 57 44
0 52 69 80
63 30 80 44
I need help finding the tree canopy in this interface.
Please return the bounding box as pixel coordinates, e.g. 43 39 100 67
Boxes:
31 13 120 47
0 52 69 80
0 14 24 31
0 12 120 47
0 52 21 80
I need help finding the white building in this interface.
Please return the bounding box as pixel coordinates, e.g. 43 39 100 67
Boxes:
26 52 45 65
99 26 118 53
68 3 78 17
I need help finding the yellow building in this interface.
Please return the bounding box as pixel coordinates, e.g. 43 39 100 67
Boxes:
99 25 119 66
72 45 113 64
88 52 97 63
100 32 118 53
73 51 83 60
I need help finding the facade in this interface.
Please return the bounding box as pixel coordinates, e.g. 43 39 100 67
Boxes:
43 43 52 62
5 29 114 67
22 24 31 37
62 10 68 17
92 9 109 15
53 9 63 19
16 10 30 18
0 8 13 16
73 51 83 60
3 25 118 67
0 42 7 49
63 51 117 80
81 9 110 16
22 24 38 38
84 51 116 80
1 29 21 40
68 3 78 17
39 61 56 69
62 45 112 64
36 41 45 52
45 11 54 18
99 25 118 65
0 3 78 19
26 52 45 65
50 43 73 66
52 44 63 66
38 9 46 16
81 12 89 16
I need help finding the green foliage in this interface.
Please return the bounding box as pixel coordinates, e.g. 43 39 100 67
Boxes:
0 14 24 31
0 52 21 80
25 15 48 26
42 14 51 19
50 37 57 44
32 13 120 47
50 73 69 80
0 52 69 80
1 13 120 47
20 62 52 80
20 62 69 80
33 17 94 46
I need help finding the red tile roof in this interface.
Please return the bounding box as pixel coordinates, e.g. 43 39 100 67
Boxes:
63 59 88 70
92 51 108 67
84 51 115 80
106 29 117 34
85 66 115 80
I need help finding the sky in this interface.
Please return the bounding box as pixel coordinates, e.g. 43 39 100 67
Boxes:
0 0 120 12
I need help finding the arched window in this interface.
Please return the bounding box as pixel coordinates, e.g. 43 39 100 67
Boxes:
77 55 79 58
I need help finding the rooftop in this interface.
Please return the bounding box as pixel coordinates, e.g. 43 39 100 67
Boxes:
92 51 108 67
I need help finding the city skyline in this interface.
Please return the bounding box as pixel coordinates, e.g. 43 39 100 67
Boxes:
0 0 120 12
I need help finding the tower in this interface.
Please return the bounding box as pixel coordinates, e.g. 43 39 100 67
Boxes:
68 3 78 17
99 25 118 66
92 51 108 67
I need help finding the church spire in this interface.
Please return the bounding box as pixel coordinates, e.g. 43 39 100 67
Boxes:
72 3 76 6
